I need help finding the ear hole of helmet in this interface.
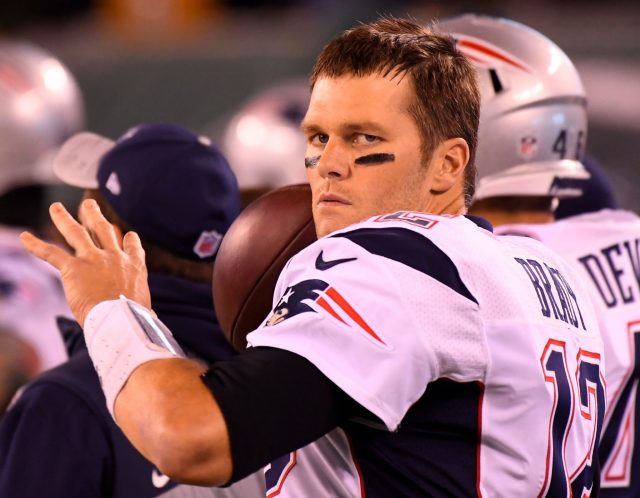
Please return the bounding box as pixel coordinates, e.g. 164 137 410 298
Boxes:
489 69 504 94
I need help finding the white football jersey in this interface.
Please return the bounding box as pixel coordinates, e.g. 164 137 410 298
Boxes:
248 212 604 497
497 209 640 496
0 226 69 372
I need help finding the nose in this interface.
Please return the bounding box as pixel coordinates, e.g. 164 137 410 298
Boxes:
316 140 351 180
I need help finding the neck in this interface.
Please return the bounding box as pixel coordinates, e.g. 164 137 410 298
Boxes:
424 187 467 216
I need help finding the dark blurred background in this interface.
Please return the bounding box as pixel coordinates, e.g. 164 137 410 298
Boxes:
2 0 638 209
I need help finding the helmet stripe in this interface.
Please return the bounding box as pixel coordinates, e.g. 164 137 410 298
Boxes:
458 38 529 72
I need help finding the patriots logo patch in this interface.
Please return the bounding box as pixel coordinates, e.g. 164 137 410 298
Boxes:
265 279 386 346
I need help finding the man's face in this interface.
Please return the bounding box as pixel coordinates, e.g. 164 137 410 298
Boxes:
302 74 439 238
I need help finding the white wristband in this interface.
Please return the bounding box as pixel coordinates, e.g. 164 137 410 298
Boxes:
83 296 185 418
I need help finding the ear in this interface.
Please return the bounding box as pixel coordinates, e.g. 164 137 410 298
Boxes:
429 138 470 192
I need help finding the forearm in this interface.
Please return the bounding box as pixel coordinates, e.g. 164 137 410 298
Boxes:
114 358 233 486
201 347 351 482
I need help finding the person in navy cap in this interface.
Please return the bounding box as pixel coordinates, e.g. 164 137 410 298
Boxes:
0 123 265 497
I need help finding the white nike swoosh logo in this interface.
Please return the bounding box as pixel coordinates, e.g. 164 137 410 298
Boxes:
152 468 171 488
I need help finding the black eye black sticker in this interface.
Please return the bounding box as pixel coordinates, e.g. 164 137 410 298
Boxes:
354 153 395 165
305 156 321 168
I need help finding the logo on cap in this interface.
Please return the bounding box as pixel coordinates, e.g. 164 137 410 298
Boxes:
105 172 121 195
193 230 222 258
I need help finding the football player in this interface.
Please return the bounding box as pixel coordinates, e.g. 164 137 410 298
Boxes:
443 14 640 496
21 17 605 497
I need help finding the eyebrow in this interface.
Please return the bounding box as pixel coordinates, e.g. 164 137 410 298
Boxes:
300 121 389 136
300 122 322 135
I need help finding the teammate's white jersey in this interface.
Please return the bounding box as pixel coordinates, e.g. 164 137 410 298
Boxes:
497 209 640 496
248 212 605 498
0 226 69 372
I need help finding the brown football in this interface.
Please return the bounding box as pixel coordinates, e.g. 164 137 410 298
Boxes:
213 184 317 351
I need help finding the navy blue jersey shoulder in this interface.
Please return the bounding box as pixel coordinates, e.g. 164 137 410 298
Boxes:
331 226 477 304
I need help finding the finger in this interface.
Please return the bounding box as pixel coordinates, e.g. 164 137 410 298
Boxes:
19 231 72 270
122 231 145 264
77 203 109 250
79 199 122 251
49 202 96 253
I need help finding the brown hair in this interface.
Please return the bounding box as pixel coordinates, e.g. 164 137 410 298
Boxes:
84 190 214 284
310 16 480 207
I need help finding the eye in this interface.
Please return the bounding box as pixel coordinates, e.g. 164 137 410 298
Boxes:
353 133 381 145
310 133 329 146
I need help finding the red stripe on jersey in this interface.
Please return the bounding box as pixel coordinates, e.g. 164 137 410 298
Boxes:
458 39 529 72
346 434 366 497
325 287 386 345
578 350 602 361
316 296 347 324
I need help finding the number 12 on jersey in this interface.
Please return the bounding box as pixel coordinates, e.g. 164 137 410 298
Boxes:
539 339 605 497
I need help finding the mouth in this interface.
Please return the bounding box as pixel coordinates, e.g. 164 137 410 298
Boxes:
318 192 351 206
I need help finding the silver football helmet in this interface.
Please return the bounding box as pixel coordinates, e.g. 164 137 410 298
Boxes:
0 40 84 195
221 79 310 190
438 14 589 201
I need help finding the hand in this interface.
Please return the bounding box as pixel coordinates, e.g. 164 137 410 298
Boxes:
20 200 152 327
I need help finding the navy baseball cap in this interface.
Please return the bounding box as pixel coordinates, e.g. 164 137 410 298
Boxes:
555 153 619 219
52 123 240 260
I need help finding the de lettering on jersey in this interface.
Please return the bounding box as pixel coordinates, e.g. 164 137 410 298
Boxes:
515 257 586 330
578 238 640 309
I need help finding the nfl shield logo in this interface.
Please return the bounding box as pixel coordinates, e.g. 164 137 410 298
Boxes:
193 230 222 258
519 136 538 159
